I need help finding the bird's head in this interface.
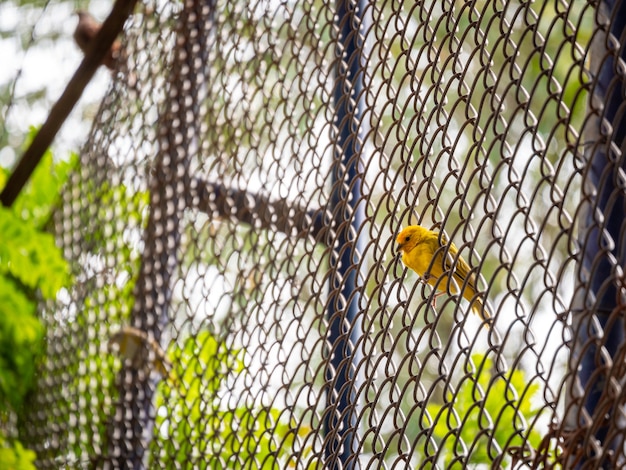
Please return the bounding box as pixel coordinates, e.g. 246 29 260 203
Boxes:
396 225 429 254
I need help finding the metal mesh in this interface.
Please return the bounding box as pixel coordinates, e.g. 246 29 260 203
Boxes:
7 0 623 467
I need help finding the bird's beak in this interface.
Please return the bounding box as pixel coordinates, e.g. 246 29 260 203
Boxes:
396 242 404 253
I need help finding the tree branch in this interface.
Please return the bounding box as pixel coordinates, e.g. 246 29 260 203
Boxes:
189 178 331 242
0 0 138 207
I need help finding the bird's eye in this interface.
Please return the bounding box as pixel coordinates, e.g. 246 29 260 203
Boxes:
405 236 410 241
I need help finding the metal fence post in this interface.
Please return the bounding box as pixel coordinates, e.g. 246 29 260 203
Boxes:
106 1 214 467
568 0 626 465
324 0 368 468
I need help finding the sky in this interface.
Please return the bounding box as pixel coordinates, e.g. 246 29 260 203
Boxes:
1 0 115 166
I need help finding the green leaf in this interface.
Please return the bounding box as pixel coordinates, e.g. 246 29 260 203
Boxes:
0 275 43 410
151 330 317 469
0 439 37 470
10 128 78 229
426 353 546 466
0 206 70 298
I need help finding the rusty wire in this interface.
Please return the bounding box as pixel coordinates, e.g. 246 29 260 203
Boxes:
5 0 623 468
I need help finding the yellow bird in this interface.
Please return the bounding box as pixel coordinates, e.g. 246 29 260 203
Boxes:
396 225 491 323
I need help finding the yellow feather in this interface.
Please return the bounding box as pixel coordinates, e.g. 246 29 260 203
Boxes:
396 225 491 323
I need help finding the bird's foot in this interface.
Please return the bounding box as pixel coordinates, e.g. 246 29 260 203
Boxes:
430 291 445 308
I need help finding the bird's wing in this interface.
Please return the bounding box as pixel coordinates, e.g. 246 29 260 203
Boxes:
442 239 476 288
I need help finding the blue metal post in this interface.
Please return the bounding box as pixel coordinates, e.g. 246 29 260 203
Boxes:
323 0 367 468
569 0 626 465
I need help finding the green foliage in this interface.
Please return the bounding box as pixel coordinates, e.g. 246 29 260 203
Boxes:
426 354 545 467
10 135 78 229
0 157 72 410
79 179 147 326
0 267 42 410
0 439 37 470
0 134 74 467
61 179 148 462
153 330 316 469
82 180 149 254
0 206 67 298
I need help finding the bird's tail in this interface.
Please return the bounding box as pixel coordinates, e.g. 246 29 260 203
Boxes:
469 295 492 328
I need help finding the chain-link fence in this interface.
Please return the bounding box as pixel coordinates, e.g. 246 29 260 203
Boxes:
3 0 626 467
